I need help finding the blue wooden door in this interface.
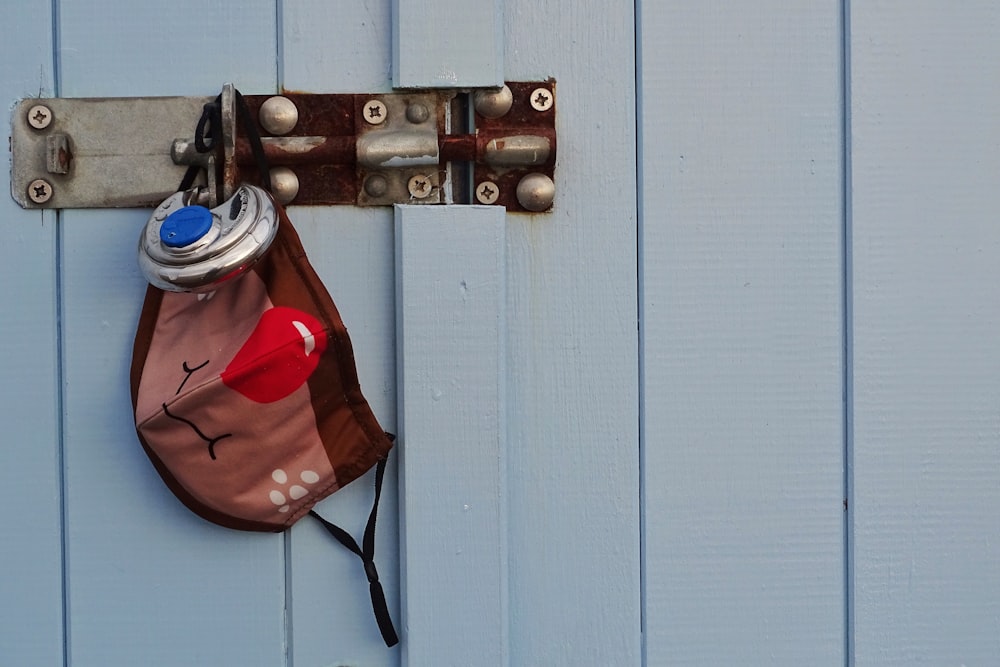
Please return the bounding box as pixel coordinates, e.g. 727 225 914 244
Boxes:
1 1 639 665
640 2 1000 666
5 2 1000 666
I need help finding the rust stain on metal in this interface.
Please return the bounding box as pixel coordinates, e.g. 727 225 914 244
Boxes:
234 83 555 210
235 136 356 166
474 82 556 212
240 93 358 203
59 146 73 170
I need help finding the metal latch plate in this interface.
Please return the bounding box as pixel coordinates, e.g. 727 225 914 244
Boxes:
11 82 556 211
11 96 212 209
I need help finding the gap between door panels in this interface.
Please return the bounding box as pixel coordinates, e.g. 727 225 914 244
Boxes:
840 1 856 666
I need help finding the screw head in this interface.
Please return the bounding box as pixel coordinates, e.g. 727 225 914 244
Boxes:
27 104 53 130
405 103 430 124
407 174 433 199
516 173 555 211
259 96 298 135
529 87 554 112
473 85 513 119
364 173 389 198
28 179 53 204
363 100 388 125
475 181 500 205
270 167 299 205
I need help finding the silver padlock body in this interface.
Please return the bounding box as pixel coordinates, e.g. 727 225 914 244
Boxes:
138 185 279 292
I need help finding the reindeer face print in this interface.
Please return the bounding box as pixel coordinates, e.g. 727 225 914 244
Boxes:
134 270 339 527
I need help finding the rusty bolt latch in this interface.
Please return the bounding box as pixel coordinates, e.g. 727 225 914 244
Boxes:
175 82 556 211
9 81 556 211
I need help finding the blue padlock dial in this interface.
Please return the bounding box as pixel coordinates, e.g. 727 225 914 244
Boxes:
160 205 213 248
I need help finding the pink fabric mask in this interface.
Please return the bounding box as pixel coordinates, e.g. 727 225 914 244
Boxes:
131 184 396 645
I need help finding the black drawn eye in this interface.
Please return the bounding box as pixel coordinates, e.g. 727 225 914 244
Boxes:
176 359 210 395
161 402 232 460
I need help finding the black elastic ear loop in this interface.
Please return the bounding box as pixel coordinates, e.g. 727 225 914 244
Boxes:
177 89 273 194
309 455 399 647
233 90 272 193
177 95 222 193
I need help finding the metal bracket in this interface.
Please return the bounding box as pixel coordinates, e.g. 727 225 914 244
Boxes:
10 81 556 212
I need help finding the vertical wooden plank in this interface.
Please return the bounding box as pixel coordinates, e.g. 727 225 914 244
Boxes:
395 205 507 666
281 3 402 665
392 0 502 88
850 3 1000 664
502 1 641 664
57 3 285 665
640 2 846 664
0 4 63 666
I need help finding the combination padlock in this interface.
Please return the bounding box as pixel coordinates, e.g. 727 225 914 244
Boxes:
138 184 278 292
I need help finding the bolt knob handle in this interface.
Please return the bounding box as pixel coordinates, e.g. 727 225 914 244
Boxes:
516 173 555 211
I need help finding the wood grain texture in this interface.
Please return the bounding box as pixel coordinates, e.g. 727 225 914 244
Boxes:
392 0 503 88
501 1 641 664
56 3 285 665
395 205 507 666
282 209 401 666
849 3 1000 664
640 2 846 664
281 2 402 664
0 3 63 665
282 0 393 93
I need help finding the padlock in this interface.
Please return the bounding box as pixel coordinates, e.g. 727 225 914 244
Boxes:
138 184 278 292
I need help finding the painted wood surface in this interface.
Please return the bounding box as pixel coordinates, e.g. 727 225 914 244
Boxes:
392 0 503 88
639 2 847 664
848 2 1000 665
395 205 507 666
281 3 403 665
0 3 63 665
6 2 1000 666
56 3 286 666
501 0 642 664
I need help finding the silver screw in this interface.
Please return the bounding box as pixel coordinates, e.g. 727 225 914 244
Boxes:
406 103 430 124
28 104 53 130
270 167 300 205
28 179 53 204
363 100 388 125
259 96 298 135
529 87 554 112
475 181 500 205
364 174 389 197
407 174 433 199
473 85 513 119
516 173 555 211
